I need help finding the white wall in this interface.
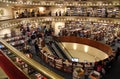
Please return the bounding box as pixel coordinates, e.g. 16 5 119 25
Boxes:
0 28 11 38
0 7 13 20
53 22 65 35
50 7 66 16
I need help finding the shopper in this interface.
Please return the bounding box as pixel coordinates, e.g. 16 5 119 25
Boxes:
115 47 120 60
34 40 40 56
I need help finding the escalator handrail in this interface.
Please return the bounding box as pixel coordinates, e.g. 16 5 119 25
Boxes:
44 38 61 58
56 40 73 59
0 39 64 79
53 36 73 60
53 41 67 59
46 43 59 57
45 36 66 59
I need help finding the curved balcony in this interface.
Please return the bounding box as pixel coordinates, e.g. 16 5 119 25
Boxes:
0 16 120 30
57 36 113 56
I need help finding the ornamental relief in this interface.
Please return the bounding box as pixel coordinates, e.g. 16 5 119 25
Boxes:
0 9 4 16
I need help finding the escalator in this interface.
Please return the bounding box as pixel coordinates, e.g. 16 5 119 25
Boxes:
45 40 65 59
45 36 72 60
46 43 59 57
53 37 73 61
51 41 68 59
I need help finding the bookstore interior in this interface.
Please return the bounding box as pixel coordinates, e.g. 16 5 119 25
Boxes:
0 0 120 79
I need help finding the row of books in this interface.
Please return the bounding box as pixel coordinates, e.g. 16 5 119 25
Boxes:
65 21 119 29
4 35 25 42
66 7 120 18
0 35 25 49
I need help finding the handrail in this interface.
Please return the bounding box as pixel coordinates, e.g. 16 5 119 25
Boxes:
0 39 64 79
45 36 68 59
53 36 73 61
53 41 68 59
59 41 73 58
0 50 30 79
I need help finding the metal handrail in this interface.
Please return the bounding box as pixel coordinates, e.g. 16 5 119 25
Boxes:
0 39 64 79
53 36 73 61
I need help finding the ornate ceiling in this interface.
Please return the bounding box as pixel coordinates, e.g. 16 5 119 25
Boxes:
0 0 120 8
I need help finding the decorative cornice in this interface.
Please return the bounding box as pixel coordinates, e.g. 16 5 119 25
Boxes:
0 0 120 7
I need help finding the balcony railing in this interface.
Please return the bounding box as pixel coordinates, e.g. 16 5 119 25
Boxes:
0 39 64 79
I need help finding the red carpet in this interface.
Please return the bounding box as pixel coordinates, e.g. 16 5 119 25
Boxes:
0 50 29 79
